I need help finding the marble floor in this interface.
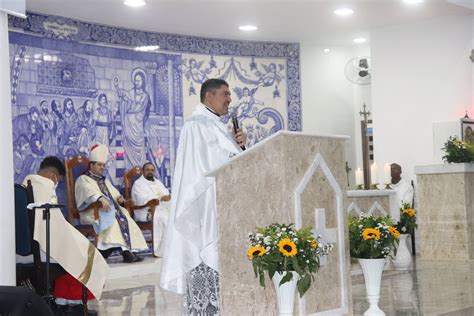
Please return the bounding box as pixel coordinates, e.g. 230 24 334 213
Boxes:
88 257 474 316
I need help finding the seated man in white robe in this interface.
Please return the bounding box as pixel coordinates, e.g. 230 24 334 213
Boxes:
20 156 108 314
160 79 246 314
391 163 414 208
75 144 148 263
131 162 171 257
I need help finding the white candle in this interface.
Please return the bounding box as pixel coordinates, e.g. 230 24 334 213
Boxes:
355 168 363 185
370 163 378 185
383 163 391 184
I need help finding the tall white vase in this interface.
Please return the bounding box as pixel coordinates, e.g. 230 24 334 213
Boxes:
272 272 297 316
358 258 386 316
392 234 412 271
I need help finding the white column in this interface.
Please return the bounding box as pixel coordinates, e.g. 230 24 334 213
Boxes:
0 11 16 285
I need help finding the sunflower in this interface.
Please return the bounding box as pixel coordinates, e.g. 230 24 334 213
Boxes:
389 226 400 238
247 246 266 259
278 238 297 257
402 209 416 217
362 228 381 240
310 239 318 249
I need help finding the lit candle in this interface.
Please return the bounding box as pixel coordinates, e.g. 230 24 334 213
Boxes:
370 163 378 185
355 168 363 185
383 163 391 184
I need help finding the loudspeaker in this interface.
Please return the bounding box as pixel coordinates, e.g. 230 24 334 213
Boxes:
0 286 53 316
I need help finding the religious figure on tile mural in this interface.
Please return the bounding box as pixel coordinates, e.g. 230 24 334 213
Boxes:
232 86 263 120
62 97 79 155
114 68 152 169
93 93 114 146
76 99 95 154
38 99 56 156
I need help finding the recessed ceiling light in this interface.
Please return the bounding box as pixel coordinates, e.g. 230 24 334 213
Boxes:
323 48 330 53
124 0 146 8
403 0 423 4
134 45 160 52
239 25 258 31
353 37 367 44
334 8 354 16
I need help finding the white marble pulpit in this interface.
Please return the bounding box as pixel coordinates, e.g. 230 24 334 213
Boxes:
207 131 353 315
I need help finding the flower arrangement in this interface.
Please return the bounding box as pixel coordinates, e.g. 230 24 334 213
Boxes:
396 202 417 235
442 136 474 163
246 223 333 297
349 213 399 259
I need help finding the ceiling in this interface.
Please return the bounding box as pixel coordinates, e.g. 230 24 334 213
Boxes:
26 0 473 44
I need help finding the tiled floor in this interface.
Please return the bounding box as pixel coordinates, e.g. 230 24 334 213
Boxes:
88 257 474 315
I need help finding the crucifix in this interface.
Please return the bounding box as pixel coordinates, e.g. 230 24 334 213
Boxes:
359 103 371 189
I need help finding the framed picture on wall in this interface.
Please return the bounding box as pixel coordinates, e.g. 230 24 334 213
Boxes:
461 118 474 145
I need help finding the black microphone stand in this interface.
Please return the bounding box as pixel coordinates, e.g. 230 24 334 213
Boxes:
32 203 64 306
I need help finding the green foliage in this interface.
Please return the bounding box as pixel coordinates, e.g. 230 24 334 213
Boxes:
442 136 474 163
348 214 399 259
247 223 333 298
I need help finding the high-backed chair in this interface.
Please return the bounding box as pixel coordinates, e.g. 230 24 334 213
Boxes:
64 156 100 242
123 166 159 250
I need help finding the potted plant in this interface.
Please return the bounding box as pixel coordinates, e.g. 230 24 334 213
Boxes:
349 213 399 316
442 136 474 163
246 223 333 316
393 203 417 270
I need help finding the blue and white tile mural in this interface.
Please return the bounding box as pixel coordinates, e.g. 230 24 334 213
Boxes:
8 12 301 193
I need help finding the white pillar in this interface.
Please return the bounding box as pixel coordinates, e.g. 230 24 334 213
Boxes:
0 11 16 285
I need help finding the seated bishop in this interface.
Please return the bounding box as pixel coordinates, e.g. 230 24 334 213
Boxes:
131 162 171 257
75 144 148 263
20 156 108 313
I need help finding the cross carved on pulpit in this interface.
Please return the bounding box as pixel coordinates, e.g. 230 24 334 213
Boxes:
313 208 337 266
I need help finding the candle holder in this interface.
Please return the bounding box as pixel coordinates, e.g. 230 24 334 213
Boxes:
356 184 364 190
383 183 392 190
370 183 379 190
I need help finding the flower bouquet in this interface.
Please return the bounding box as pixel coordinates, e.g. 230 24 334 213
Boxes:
442 136 474 163
349 213 399 315
246 223 333 298
397 203 417 235
349 213 399 259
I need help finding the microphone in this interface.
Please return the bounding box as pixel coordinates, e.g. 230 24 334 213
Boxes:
231 113 246 151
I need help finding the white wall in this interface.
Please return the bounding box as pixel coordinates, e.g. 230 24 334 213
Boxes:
300 42 370 189
371 15 473 183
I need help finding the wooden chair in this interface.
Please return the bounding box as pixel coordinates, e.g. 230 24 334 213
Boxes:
123 166 159 250
64 156 101 243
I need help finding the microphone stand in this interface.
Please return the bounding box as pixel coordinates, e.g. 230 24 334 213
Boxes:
32 203 64 306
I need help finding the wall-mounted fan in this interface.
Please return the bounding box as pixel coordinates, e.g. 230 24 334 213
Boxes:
344 56 371 85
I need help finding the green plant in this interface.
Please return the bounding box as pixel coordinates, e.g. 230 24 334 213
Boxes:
246 223 333 297
349 213 399 259
442 136 474 163
397 202 417 235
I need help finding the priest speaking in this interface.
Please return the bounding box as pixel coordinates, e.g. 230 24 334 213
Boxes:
160 79 246 314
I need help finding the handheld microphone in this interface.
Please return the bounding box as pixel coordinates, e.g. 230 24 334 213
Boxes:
231 113 246 151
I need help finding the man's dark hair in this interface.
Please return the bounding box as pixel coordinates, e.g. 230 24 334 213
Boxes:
40 156 66 176
142 162 155 171
200 79 229 103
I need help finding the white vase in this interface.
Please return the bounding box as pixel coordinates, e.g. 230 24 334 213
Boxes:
358 258 386 316
392 234 412 271
272 271 297 316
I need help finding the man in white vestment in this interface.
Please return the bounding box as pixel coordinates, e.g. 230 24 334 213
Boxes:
131 162 171 257
75 144 148 263
391 163 414 208
19 156 108 313
160 79 246 314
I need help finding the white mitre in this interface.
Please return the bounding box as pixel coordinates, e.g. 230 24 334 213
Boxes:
89 144 109 163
